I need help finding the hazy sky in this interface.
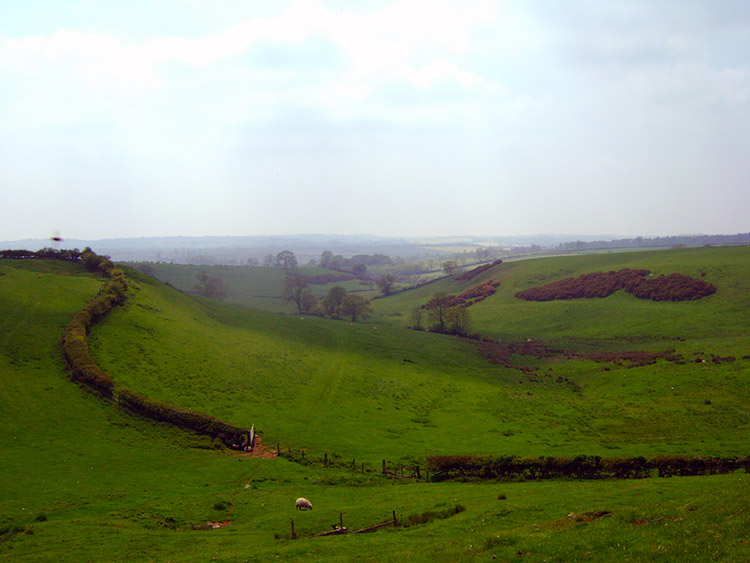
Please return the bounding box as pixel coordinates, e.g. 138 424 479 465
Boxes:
1 1 748 241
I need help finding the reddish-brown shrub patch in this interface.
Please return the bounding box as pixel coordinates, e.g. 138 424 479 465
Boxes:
515 269 715 302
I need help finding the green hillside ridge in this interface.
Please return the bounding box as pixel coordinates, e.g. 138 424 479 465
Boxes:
2 250 748 562
85 247 750 462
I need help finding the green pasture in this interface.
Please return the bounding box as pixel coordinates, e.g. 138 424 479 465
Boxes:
373 246 750 354
1 249 749 561
88 249 749 462
137 263 374 312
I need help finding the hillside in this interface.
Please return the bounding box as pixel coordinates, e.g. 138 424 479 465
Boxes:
1 250 748 561
84 247 750 462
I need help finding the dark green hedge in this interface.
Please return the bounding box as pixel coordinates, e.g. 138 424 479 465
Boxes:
115 387 247 444
60 258 128 397
55 249 252 445
426 454 749 481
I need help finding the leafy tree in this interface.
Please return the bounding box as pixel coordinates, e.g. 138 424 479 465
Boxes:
276 250 297 269
446 306 471 336
193 270 227 299
322 285 347 319
426 291 452 332
351 262 367 277
376 273 396 295
246 257 259 266
320 250 334 267
409 305 425 329
341 294 372 322
282 273 315 313
262 254 275 267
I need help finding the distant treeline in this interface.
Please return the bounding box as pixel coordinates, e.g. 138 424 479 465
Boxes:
515 269 716 302
426 454 750 481
553 232 750 252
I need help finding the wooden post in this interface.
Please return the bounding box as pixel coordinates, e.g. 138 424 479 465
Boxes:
351 458 355 470
400 465 404 477
382 459 386 473
361 462 365 474
291 520 296 539
302 449 305 459
393 510 397 526
288 446 291 453
416 465 421 479
324 453 328 466
339 512 344 529
277 442 280 455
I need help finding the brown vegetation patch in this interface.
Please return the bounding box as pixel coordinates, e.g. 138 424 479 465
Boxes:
515 268 715 302
476 339 684 374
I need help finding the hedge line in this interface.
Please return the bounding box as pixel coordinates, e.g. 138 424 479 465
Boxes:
48 249 252 446
115 388 248 444
60 251 128 397
426 454 750 481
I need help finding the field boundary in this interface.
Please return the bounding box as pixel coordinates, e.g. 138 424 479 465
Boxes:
0 249 257 448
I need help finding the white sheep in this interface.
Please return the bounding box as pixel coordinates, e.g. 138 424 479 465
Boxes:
296 497 313 511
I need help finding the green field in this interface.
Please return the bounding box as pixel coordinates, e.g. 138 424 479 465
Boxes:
1 247 748 561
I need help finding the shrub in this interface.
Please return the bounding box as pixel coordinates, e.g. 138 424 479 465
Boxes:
515 268 715 302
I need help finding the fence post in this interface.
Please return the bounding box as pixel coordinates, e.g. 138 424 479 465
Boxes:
302 449 305 459
382 459 386 473
351 458 356 470
361 462 365 474
324 453 328 466
277 442 280 455
339 512 344 529
393 510 397 526
291 520 296 539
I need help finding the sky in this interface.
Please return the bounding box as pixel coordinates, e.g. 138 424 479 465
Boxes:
1 0 748 241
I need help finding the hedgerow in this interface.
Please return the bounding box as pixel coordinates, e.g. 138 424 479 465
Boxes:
115 388 248 444
425 454 749 481
47 248 253 445
455 260 503 281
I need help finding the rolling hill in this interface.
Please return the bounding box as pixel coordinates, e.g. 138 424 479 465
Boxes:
1 247 748 561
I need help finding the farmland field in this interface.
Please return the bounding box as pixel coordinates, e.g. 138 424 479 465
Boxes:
1 246 748 561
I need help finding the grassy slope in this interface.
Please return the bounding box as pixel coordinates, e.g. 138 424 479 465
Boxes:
89 248 750 462
2 254 749 562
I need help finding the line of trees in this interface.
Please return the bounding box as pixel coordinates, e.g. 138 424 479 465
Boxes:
281 275 373 322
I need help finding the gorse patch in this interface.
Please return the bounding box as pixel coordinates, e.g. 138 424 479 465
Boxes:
515 268 715 301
